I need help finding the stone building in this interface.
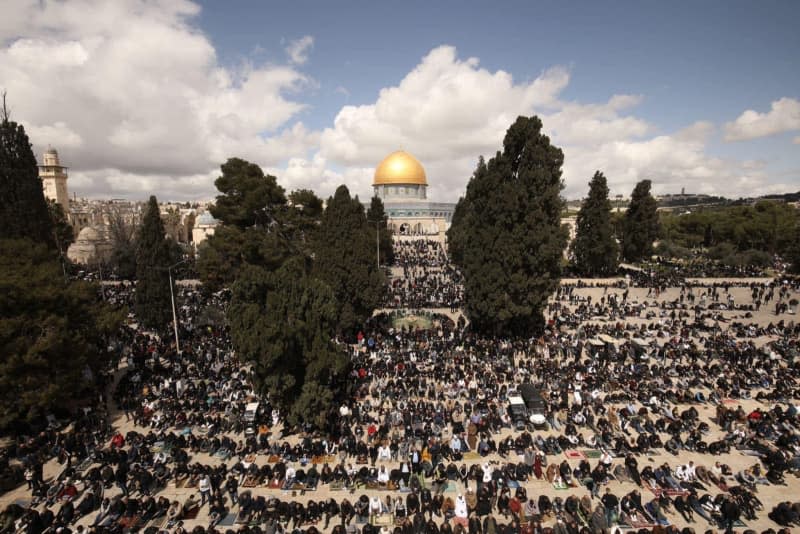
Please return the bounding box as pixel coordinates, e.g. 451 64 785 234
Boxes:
67 225 113 265
371 151 455 240
192 211 219 247
39 147 69 212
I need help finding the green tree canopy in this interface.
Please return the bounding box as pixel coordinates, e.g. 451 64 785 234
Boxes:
788 220 800 274
198 161 318 292
0 106 54 247
313 185 385 334
659 201 798 256
48 199 75 259
366 196 394 266
570 171 619 276
209 157 286 228
621 179 659 262
448 116 568 336
228 258 348 428
135 196 176 330
0 239 122 429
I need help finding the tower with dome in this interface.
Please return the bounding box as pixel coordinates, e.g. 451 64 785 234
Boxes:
39 147 70 212
371 150 455 239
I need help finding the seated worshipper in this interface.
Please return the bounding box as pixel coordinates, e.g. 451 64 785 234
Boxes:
377 465 390 484
75 489 98 519
285 464 297 484
600 450 614 469
56 479 79 502
377 444 392 462
454 494 468 527
369 496 384 518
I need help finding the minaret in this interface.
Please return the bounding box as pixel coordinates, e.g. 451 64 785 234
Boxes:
39 147 69 212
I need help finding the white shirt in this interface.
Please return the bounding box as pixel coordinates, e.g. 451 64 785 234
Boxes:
455 497 468 518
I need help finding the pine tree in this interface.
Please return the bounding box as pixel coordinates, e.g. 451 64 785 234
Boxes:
0 97 54 247
198 158 295 291
313 185 385 334
366 196 394 265
621 179 660 262
135 196 175 330
209 157 286 228
448 116 568 336
571 171 619 276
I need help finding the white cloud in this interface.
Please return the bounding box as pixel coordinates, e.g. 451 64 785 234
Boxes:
1 0 315 199
315 45 777 200
724 97 800 142
285 35 314 65
319 46 571 169
2 4 791 203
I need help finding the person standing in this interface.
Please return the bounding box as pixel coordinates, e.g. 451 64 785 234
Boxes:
225 475 238 505
601 488 618 527
721 496 740 534
199 474 211 506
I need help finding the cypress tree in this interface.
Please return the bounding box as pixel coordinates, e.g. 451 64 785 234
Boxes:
0 239 122 429
621 179 660 262
366 195 394 265
313 185 385 334
135 196 175 330
0 99 54 247
571 171 619 276
229 258 348 429
448 116 568 336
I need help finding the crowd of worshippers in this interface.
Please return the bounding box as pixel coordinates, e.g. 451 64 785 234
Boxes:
385 241 463 310
547 279 799 335
3 264 800 534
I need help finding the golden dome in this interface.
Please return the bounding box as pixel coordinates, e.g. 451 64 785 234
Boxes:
373 151 427 186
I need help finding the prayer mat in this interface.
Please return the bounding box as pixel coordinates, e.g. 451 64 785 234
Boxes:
13 499 31 508
235 511 249 524
582 450 602 459
219 512 237 526
75 457 93 473
330 481 345 491
564 450 586 460
183 507 200 520
552 483 569 490
267 455 280 463
723 399 738 405
371 514 395 527
242 476 261 488
147 515 168 529
119 515 141 528
629 520 658 529
444 481 460 493
462 451 481 461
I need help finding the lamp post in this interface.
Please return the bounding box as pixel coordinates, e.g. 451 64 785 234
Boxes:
168 259 187 354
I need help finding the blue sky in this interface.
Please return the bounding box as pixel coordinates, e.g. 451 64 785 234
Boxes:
2 0 798 200
197 1 800 129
